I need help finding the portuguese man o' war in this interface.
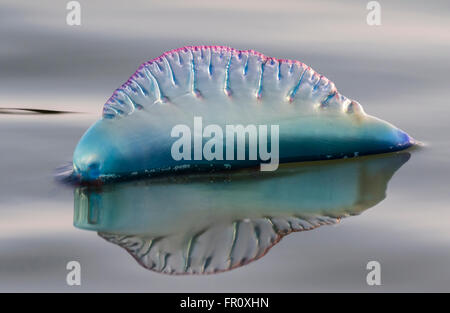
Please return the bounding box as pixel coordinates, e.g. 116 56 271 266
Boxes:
74 152 410 274
72 46 414 182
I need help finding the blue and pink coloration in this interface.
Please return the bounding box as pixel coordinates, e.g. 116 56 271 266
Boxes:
72 46 414 182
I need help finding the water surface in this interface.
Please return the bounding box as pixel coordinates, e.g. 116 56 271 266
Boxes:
1 0 450 292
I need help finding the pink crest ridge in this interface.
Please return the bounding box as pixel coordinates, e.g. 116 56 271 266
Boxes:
104 46 339 115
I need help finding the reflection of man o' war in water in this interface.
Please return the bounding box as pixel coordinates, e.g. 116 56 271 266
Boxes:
74 152 410 275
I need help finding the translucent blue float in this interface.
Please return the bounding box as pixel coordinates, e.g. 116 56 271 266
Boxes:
72 46 414 182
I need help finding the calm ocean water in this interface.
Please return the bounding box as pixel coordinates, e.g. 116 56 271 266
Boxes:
1 0 450 291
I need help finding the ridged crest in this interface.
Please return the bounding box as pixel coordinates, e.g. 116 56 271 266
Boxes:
103 46 360 119
99 215 339 275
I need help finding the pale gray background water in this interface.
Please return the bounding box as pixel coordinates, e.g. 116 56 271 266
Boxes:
1 0 450 292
